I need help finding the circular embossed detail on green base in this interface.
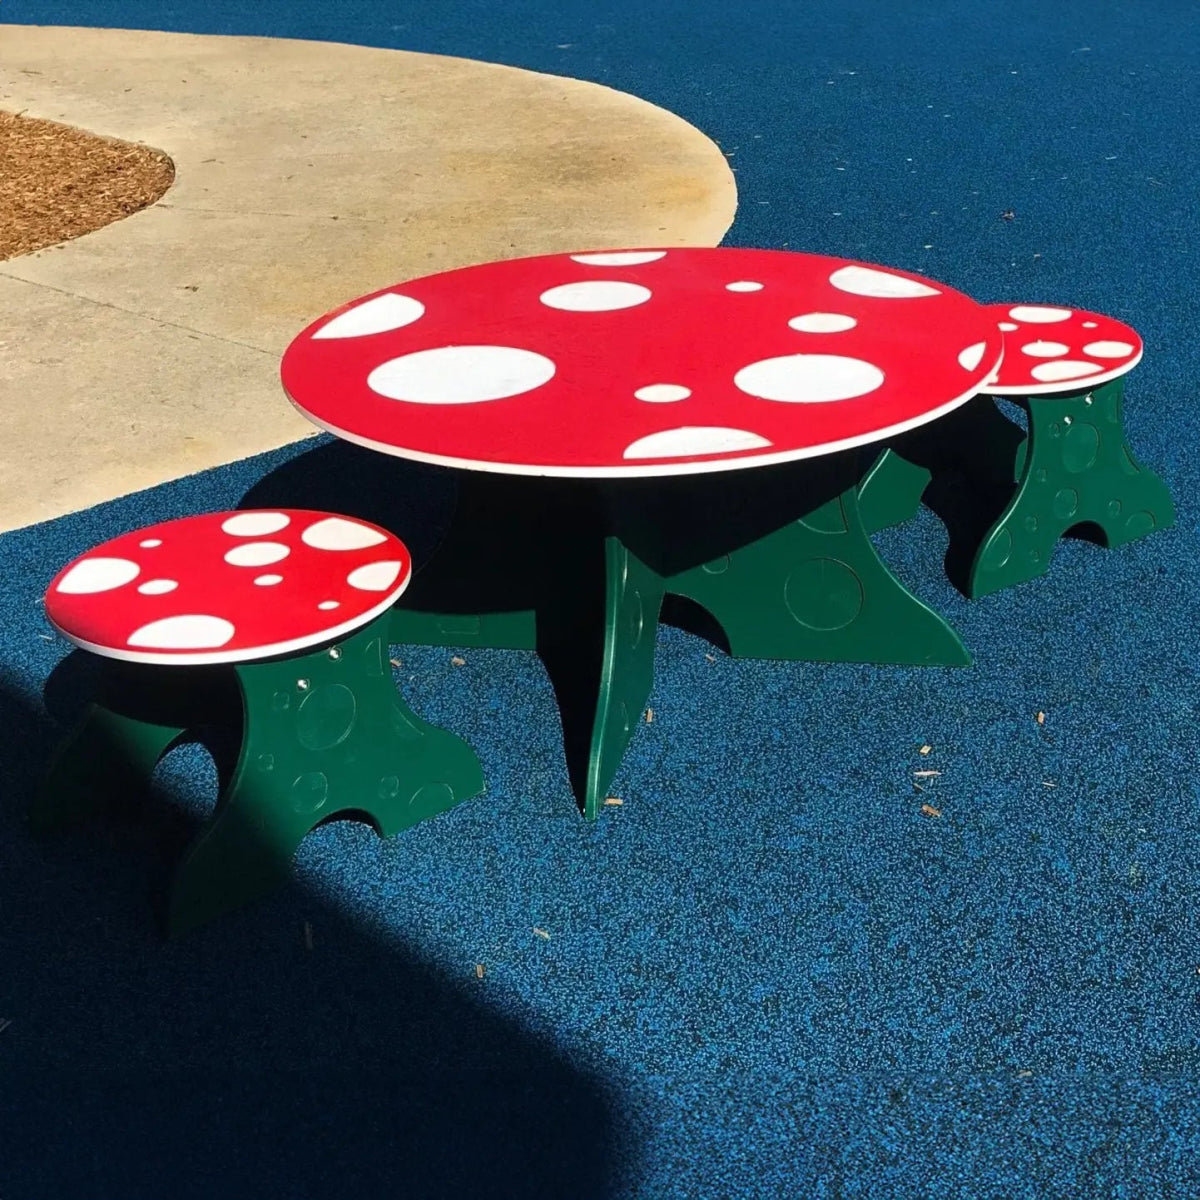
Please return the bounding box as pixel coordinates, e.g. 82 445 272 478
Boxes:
979 528 1013 572
296 684 357 751
1124 510 1156 538
784 558 864 631
291 771 329 815
625 589 644 649
1053 488 1080 520
1062 422 1100 473
409 782 454 814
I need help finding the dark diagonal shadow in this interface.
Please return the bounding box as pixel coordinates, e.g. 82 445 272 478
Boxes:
0 667 627 1200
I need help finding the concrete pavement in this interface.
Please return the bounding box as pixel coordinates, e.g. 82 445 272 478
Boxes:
0 26 737 530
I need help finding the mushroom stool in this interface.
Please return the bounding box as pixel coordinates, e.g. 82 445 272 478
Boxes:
859 304 1174 597
34 509 485 935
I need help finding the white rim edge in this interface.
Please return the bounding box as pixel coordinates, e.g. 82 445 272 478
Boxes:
282 349 1004 479
984 348 1141 396
46 571 411 667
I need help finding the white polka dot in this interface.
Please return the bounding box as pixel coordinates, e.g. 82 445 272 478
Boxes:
348 560 404 591
733 354 884 403
254 574 284 586
570 251 666 266
634 384 691 403
1030 361 1103 382
313 293 425 339
623 427 773 459
56 557 140 595
368 346 556 404
1021 341 1070 358
139 538 162 549
998 322 1019 332
318 600 340 611
137 579 178 595
224 542 290 567
958 342 987 370
301 517 388 551
128 614 235 650
1008 305 1072 323
829 265 940 298
788 312 858 333
221 512 291 537
1084 340 1135 358
1082 321 1098 328
726 281 764 292
539 281 651 312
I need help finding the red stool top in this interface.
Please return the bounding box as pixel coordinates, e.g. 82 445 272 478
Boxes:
984 304 1142 395
281 247 1002 478
45 510 412 666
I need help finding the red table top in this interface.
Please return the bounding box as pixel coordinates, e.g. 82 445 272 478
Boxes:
45 510 412 666
281 247 1003 478
984 304 1142 395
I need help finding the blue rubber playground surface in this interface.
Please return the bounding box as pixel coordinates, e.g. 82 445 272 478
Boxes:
3 2 1200 1196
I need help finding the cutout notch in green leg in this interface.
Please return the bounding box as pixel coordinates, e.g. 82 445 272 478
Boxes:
667 483 969 667
170 616 484 934
31 703 184 834
969 379 1175 597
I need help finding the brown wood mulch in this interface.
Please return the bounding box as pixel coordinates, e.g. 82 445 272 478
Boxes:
0 109 174 261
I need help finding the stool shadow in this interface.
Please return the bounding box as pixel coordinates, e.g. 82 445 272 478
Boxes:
1 666 627 1200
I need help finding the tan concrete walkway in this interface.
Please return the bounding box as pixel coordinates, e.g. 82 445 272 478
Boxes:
0 26 737 531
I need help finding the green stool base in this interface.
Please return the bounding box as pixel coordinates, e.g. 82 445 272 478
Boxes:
969 379 1174 597
33 614 485 935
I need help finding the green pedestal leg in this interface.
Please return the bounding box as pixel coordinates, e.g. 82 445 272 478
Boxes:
170 615 484 934
968 379 1175 597
30 702 184 834
665 476 970 667
585 538 665 819
534 528 665 820
858 449 933 536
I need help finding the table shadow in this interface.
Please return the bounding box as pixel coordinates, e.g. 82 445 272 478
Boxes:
0 664 628 1200
238 442 896 814
886 400 1110 596
239 439 459 571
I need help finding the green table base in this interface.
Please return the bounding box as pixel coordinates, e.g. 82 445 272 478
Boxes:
32 615 485 935
857 383 1174 597
390 454 968 820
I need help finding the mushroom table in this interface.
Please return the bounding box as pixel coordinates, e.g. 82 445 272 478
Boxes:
281 247 1003 818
